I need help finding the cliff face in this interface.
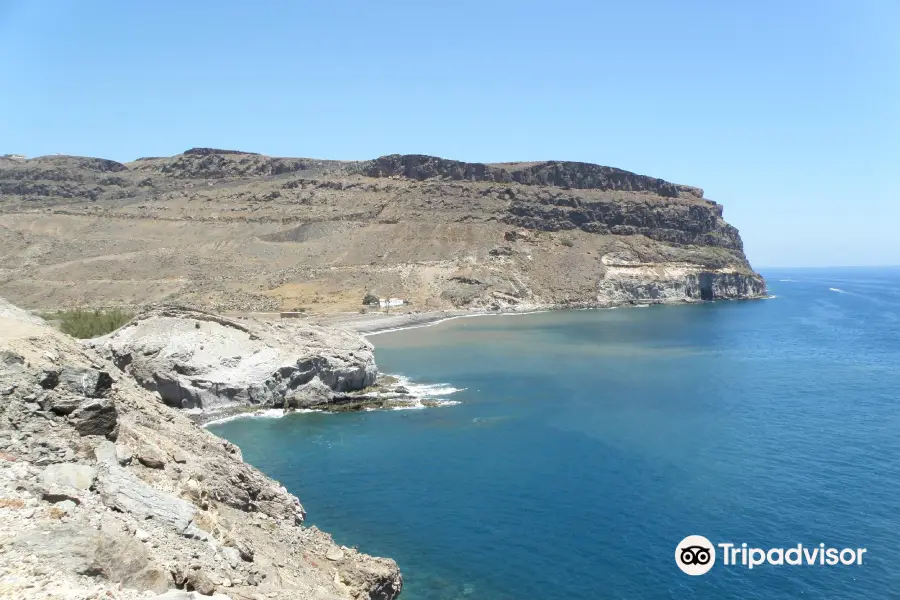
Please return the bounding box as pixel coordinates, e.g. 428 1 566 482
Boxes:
359 154 704 197
87 306 378 412
0 150 765 312
0 297 403 600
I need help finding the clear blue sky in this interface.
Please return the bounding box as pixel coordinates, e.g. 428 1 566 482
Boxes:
1 1 897 267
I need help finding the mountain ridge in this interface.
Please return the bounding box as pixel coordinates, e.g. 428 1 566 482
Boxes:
0 149 765 313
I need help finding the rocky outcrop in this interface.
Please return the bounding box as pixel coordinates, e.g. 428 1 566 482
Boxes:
86 306 378 412
504 192 744 250
0 297 403 600
595 264 766 305
359 154 704 197
128 151 338 180
183 148 261 157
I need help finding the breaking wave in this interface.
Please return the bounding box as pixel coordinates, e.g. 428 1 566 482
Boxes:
393 375 465 398
203 408 293 427
386 375 465 410
391 399 462 411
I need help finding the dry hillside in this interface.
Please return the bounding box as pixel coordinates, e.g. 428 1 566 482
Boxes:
0 150 765 313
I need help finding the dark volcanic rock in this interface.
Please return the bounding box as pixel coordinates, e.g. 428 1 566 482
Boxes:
183 147 260 156
69 398 118 437
359 154 703 197
59 367 113 398
504 193 744 250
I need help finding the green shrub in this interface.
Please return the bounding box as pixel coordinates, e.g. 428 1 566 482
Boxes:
362 292 379 306
560 237 575 247
40 308 135 339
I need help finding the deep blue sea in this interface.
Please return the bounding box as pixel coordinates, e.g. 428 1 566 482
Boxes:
210 267 900 599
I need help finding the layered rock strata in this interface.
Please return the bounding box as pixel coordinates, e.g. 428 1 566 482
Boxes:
0 150 765 312
0 298 403 600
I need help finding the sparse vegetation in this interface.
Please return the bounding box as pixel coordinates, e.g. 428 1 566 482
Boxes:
560 237 575 247
40 308 134 339
362 292 379 306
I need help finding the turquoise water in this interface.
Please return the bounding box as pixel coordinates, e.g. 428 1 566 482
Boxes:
210 267 900 599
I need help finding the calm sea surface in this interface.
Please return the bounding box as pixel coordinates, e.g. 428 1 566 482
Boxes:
210 267 900 599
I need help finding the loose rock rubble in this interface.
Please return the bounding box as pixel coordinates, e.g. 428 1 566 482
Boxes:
0 297 402 600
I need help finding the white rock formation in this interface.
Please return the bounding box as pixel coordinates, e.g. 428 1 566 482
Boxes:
86 306 378 412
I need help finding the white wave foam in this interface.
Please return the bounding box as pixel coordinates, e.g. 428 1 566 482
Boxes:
391 401 425 411
390 399 461 411
203 408 288 427
393 375 465 398
829 287 847 294
205 375 464 424
779 278 797 282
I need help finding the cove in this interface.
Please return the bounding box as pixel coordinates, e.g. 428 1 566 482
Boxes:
210 268 900 599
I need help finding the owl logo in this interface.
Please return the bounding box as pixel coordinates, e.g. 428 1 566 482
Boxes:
680 545 712 565
675 535 716 575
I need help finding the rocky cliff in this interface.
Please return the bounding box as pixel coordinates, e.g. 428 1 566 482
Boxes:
86 306 423 416
0 298 402 600
0 150 765 312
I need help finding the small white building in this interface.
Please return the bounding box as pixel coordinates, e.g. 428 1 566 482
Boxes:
379 298 405 308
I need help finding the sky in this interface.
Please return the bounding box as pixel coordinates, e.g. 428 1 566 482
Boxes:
0 1 897 267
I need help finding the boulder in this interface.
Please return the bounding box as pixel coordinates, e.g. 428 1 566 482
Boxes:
40 392 82 415
40 462 97 490
59 366 113 397
136 441 167 469
327 547 345 561
37 369 60 389
94 440 117 464
54 498 77 514
11 523 170 593
184 570 217 595
116 443 133 465
69 398 118 437
285 376 334 409
221 546 241 569
96 464 196 533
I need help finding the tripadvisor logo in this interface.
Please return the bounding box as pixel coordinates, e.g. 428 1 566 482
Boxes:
675 535 716 575
675 535 867 576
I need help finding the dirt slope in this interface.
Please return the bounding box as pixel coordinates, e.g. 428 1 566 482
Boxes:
0 150 765 313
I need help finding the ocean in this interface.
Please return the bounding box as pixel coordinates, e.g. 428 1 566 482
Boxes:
209 267 900 599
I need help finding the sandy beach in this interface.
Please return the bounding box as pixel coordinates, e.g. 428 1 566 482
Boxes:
314 309 475 334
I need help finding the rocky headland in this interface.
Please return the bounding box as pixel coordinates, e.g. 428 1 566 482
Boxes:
0 297 403 600
83 305 429 421
0 150 765 314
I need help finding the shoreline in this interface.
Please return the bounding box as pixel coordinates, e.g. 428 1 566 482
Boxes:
197 295 772 427
320 294 772 336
